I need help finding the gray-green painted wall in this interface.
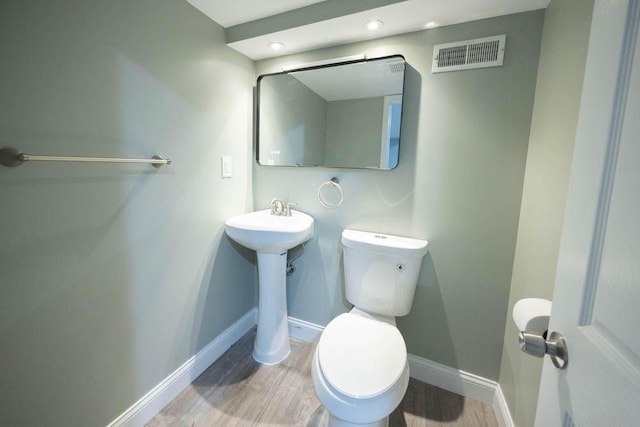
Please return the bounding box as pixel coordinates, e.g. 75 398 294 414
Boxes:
0 1 256 425
325 97 385 168
254 11 544 380
498 1 594 426
259 74 326 166
258 77 386 168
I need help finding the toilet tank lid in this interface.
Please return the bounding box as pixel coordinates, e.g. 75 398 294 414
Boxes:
342 229 428 257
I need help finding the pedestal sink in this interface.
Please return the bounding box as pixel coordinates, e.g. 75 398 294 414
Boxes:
225 209 314 364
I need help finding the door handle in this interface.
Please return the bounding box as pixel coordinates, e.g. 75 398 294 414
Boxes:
519 331 568 369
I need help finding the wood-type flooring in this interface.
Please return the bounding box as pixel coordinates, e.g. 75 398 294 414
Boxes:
147 329 498 426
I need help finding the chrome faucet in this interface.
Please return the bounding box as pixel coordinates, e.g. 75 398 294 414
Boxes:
270 198 285 216
270 198 296 216
284 202 297 216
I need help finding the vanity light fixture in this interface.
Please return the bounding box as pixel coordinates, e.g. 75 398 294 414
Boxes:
424 21 441 29
365 20 384 31
268 42 285 50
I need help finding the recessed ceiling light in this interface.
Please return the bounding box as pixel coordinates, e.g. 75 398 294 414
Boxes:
268 42 285 50
424 21 441 29
365 20 384 31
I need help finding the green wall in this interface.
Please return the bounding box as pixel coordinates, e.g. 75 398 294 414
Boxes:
258 74 327 166
498 1 594 425
0 2 595 424
325 97 385 168
254 11 544 381
0 1 256 425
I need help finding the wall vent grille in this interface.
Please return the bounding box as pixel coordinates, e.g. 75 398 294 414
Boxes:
432 35 506 73
388 61 405 74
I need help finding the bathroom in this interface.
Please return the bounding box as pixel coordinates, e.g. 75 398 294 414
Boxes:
4 0 639 426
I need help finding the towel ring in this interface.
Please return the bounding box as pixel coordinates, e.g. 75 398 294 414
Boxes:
317 177 344 209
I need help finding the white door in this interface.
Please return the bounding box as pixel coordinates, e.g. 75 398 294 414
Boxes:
535 0 640 425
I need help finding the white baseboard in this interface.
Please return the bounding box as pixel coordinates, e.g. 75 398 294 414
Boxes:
288 316 324 342
407 354 497 404
493 384 515 427
108 311 514 427
107 308 258 427
407 354 514 425
286 317 512 423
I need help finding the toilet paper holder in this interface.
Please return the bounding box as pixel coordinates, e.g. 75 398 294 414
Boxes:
518 330 568 369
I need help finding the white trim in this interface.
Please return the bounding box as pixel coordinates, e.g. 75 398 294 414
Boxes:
288 316 324 342
284 316 515 425
107 308 258 427
407 354 514 425
108 312 515 427
407 354 497 404
380 94 402 168
493 384 515 427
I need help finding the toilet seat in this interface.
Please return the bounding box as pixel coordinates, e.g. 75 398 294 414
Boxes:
318 313 407 399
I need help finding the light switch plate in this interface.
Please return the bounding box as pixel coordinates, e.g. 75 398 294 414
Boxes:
221 156 232 178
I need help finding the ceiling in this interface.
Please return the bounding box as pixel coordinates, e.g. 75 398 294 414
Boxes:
185 0 550 60
291 56 405 101
186 0 328 27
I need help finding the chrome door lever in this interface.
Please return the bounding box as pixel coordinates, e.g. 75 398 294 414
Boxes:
519 331 568 369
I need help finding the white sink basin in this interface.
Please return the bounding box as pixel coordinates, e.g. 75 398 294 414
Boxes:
225 209 314 254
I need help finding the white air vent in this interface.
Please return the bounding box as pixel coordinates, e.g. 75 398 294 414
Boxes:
432 35 506 73
388 61 405 74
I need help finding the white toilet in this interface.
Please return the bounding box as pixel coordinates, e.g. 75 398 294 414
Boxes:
311 229 429 427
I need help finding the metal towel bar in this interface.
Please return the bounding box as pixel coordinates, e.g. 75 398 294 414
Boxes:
0 147 171 168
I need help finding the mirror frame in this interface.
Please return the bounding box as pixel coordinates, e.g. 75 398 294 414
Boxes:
255 55 406 170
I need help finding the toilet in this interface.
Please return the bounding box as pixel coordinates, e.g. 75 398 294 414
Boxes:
312 229 428 427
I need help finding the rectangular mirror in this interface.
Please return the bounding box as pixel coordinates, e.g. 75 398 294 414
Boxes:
256 55 406 169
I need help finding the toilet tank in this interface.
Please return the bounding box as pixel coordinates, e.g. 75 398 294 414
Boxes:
342 229 428 317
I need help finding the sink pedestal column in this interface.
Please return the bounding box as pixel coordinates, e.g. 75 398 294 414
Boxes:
253 251 290 364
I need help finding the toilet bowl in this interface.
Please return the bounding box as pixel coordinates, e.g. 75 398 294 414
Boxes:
312 309 410 426
311 229 428 427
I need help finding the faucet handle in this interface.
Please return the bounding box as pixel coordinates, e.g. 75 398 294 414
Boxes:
270 198 284 215
285 202 297 216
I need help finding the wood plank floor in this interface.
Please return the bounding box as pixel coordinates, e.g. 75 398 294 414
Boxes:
147 329 498 426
